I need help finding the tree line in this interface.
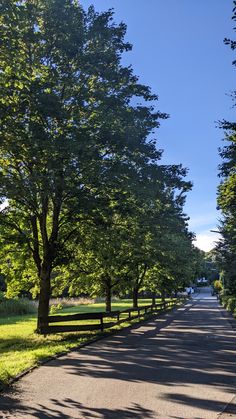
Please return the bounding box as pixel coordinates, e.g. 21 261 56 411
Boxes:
0 0 202 332
216 1 236 297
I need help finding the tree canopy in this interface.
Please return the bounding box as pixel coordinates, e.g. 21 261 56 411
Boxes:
0 0 197 330
216 1 236 295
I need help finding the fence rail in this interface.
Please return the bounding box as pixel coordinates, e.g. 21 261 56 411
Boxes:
39 298 185 335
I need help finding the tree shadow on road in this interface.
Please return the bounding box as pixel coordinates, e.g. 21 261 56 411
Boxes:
1 300 236 418
63 301 236 388
0 391 156 418
161 392 236 416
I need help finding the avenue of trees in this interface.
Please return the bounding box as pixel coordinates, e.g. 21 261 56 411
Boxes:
216 1 236 296
0 0 201 331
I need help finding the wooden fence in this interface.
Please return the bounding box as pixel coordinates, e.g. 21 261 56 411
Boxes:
39 298 185 335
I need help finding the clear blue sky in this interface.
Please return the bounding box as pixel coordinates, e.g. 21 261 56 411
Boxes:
81 0 235 251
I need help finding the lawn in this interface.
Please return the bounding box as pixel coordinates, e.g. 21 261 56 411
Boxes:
0 299 156 388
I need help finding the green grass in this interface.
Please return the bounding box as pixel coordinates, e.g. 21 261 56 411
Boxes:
59 299 154 313
0 299 159 388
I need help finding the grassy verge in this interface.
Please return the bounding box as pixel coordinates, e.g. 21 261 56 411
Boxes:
0 299 162 389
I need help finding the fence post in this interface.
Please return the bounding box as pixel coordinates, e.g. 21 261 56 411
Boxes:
100 316 104 332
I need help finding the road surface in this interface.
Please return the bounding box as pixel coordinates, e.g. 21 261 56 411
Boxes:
0 288 236 418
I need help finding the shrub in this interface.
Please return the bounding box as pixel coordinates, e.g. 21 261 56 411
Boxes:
0 291 6 302
49 303 63 314
0 298 37 316
213 280 223 293
219 294 236 318
222 288 231 296
219 292 226 305
226 297 236 313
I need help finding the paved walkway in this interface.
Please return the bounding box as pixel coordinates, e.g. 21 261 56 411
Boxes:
0 290 236 418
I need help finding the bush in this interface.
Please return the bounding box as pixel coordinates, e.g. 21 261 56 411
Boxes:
226 297 236 313
0 291 6 302
222 288 231 296
220 294 236 318
0 298 37 316
49 303 63 314
213 280 223 293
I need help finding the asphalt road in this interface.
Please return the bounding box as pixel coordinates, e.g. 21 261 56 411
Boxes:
0 288 236 419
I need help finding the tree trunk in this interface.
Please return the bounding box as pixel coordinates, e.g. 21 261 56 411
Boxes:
37 267 51 333
133 286 139 309
132 264 147 309
105 277 112 313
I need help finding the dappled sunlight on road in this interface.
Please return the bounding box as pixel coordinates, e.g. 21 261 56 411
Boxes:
0 295 236 419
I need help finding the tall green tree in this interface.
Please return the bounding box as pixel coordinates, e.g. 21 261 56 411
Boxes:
62 162 193 310
217 1 236 295
0 1 167 330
